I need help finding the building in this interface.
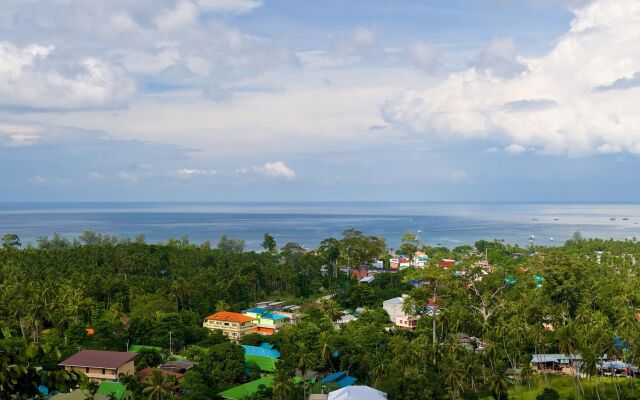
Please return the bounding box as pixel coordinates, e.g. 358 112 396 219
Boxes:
413 252 429 268
59 350 136 383
382 296 420 330
328 386 387 400
203 311 255 342
243 307 290 335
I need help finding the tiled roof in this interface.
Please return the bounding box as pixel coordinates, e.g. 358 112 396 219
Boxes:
205 311 255 323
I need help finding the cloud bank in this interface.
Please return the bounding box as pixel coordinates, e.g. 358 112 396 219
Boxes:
382 0 640 157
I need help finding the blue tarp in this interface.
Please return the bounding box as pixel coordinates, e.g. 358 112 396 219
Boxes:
336 376 357 387
242 345 281 359
321 371 347 383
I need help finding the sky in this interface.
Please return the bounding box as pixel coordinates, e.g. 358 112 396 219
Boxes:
1 0 639 202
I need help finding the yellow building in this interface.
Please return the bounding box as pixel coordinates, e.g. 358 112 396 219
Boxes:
203 311 255 342
59 350 136 383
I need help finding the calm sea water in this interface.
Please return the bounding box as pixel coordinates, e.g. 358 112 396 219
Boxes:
1 202 639 250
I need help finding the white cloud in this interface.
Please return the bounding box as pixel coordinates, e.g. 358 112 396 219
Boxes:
198 0 264 14
87 171 107 180
505 144 526 155
406 42 440 71
0 41 136 110
117 171 139 183
28 175 47 184
154 1 199 32
382 0 640 157
175 168 216 177
259 161 296 180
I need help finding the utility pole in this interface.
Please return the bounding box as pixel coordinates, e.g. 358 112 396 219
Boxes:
169 331 173 355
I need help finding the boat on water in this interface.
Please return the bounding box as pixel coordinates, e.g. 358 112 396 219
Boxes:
531 218 538 221
550 237 554 241
553 218 560 221
610 217 616 221
622 218 629 221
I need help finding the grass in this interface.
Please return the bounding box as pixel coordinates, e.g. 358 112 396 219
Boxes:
509 374 640 400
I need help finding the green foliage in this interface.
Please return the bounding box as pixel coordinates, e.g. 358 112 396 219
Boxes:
536 388 560 400
1 233 21 248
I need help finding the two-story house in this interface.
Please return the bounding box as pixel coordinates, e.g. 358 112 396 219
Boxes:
59 350 136 383
203 311 255 342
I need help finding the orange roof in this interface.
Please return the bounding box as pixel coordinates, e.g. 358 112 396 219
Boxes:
205 311 254 323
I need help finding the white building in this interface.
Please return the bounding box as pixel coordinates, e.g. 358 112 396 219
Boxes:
382 296 419 330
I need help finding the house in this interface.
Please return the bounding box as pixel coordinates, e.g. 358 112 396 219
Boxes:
371 260 384 270
59 350 136 383
359 276 375 284
321 371 357 388
243 344 281 372
334 313 357 328
243 308 290 335
531 354 584 374
159 360 196 374
203 311 255 342
438 259 456 268
219 375 304 400
413 252 429 268
328 386 387 400
382 296 420 330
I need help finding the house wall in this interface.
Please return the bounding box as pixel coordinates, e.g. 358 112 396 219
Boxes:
63 360 134 383
203 319 254 342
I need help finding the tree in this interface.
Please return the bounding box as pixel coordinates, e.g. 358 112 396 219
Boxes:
261 233 277 253
216 235 245 253
399 231 420 256
1 233 21 249
320 299 342 322
536 388 560 400
143 369 175 400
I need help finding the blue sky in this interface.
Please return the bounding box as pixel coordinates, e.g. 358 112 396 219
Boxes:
1 0 639 202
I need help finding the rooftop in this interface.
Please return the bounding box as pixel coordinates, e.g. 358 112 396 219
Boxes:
59 350 136 369
205 311 255 323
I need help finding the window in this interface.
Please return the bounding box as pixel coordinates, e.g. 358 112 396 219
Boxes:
86 367 89 373
102 369 106 375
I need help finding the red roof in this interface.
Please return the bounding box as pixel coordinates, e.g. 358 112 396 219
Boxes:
439 260 455 267
59 350 136 369
205 311 254 323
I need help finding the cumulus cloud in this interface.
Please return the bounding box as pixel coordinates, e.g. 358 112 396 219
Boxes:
0 41 135 110
505 144 527 155
259 161 296 180
175 168 218 177
382 0 640 157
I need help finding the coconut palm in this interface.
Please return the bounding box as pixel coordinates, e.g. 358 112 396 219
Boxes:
143 369 175 400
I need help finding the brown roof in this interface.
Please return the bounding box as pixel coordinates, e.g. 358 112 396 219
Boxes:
138 367 183 381
59 350 137 369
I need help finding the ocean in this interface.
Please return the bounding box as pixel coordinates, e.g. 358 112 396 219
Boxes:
1 202 639 251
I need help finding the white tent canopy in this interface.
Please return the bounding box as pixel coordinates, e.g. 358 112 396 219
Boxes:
328 386 387 400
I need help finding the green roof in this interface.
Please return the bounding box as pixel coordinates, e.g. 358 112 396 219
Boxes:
129 344 162 353
97 382 126 400
219 376 274 399
245 355 277 372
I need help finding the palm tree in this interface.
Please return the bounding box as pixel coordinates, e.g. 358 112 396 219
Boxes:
320 299 342 323
489 364 510 400
143 370 175 400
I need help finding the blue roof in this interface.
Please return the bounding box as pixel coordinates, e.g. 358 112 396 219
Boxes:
336 376 357 388
242 345 281 359
321 371 347 383
262 313 288 320
260 342 274 350
244 307 268 313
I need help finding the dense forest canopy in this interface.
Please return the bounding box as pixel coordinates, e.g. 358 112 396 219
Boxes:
2 230 640 399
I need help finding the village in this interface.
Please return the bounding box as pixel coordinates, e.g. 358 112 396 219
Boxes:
46 246 639 400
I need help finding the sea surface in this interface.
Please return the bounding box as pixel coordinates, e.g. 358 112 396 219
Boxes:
1 202 640 250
